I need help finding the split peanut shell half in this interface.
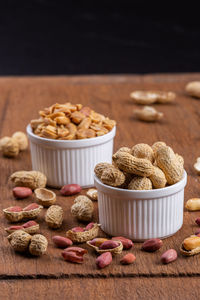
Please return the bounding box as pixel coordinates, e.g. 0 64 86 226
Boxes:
87 240 123 255
66 223 100 243
180 244 200 256
35 188 56 207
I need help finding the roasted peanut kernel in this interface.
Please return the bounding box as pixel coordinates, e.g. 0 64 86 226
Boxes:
161 249 177 264
183 236 200 251
185 198 200 211
142 238 163 252
96 252 112 269
120 253 136 265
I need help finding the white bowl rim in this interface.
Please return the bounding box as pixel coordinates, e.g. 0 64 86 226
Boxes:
94 170 187 199
26 124 116 148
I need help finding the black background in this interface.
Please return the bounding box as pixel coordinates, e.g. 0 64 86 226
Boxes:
0 0 200 75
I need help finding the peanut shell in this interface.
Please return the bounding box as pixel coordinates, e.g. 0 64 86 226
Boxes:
45 205 63 229
113 151 153 177
66 223 100 243
35 188 56 207
87 240 123 255
101 166 126 187
149 166 167 189
128 176 152 190
7 230 32 252
132 143 154 163
29 234 48 256
10 170 47 190
71 195 94 222
94 163 114 179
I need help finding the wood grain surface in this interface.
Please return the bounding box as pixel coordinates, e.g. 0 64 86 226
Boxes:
1 74 200 299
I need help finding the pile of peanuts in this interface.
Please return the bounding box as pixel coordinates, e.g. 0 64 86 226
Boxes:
31 102 116 140
95 142 184 190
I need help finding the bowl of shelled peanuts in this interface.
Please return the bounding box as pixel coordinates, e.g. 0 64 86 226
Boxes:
94 142 187 241
27 102 116 188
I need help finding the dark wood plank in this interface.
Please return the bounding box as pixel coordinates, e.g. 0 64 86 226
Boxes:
1 74 200 279
1 277 200 300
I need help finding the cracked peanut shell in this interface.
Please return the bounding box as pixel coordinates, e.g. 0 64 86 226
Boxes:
35 188 56 207
66 223 100 243
87 240 123 255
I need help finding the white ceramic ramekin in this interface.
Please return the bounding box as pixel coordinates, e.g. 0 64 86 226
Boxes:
94 171 187 241
27 125 116 188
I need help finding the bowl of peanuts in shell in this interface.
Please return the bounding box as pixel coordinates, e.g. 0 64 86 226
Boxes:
94 142 187 241
27 103 116 188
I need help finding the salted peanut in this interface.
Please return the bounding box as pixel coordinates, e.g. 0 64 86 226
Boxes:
76 128 96 139
132 143 154 163
43 118 57 127
185 81 200 98
7 230 32 252
128 176 152 190
35 188 56 207
29 234 48 256
87 239 123 255
94 163 114 179
80 106 92 116
71 111 85 124
65 123 77 140
66 223 100 243
54 116 70 125
194 157 200 175
10 170 47 190
90 111 105 123
155 146 184 185
102 118 116 130
185 198 200 211
71 195 94 222
0 136 11 151
1 137 19 157
30 119 44 131
96 128 109 136
113 151 153 177
149 166 167 189
133 106 163 122
12 132 28 151
130 90 175 104
45 205 63 229
101 166 126 187
57 127 69 139
77 117 91 130
152 141 166 154
41 125 57 139
86 189 98 201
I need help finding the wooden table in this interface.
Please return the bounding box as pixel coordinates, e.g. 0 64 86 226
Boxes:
1 74 200 300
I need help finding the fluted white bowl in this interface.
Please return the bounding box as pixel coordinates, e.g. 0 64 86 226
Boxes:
27 125 116 188
94 171 187 241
